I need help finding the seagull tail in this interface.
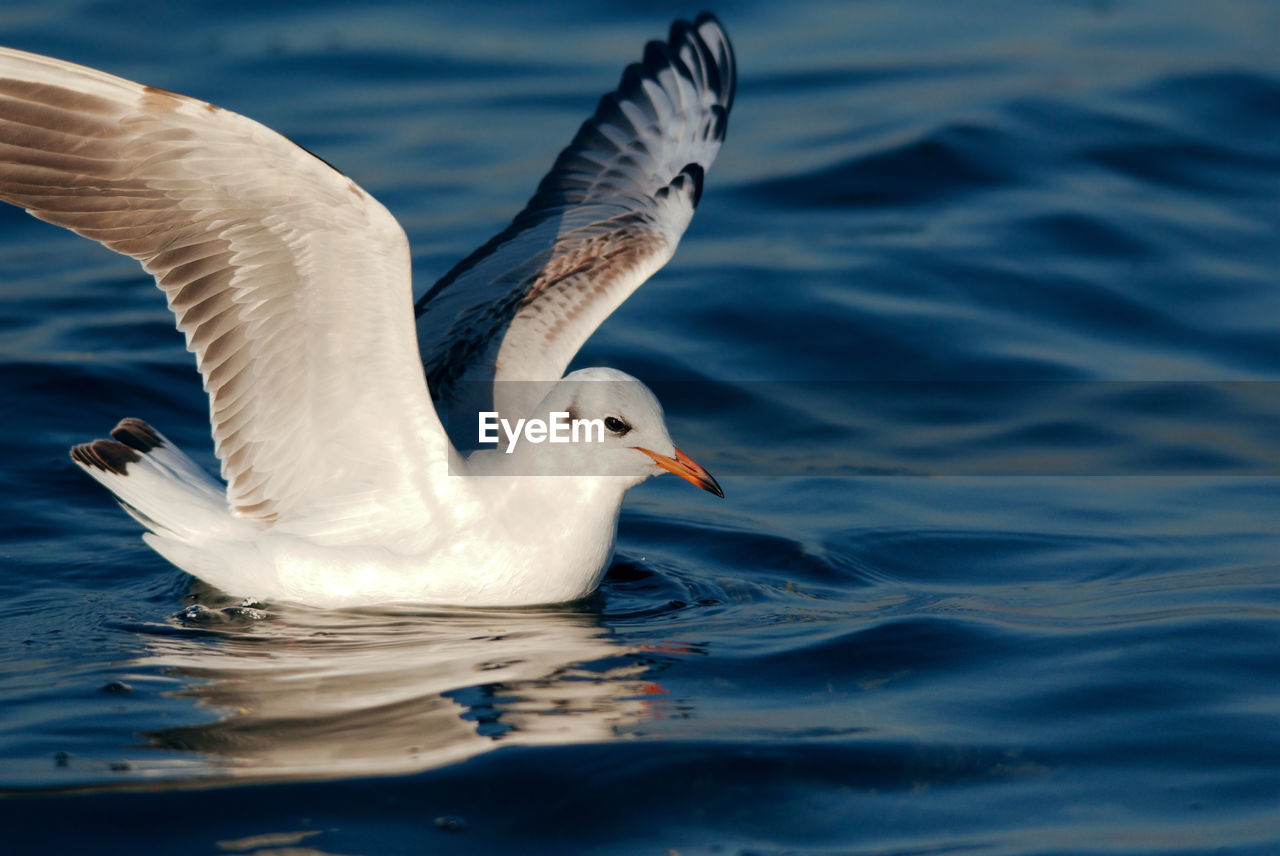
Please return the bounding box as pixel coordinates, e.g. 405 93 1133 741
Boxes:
69 418 231 542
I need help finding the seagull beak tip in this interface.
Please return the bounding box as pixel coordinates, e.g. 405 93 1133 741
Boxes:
637 446 724 499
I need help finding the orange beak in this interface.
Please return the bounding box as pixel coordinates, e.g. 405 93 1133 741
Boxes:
635 446 724 498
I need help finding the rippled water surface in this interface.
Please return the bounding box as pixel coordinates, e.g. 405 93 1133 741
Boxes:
2 1 1278 853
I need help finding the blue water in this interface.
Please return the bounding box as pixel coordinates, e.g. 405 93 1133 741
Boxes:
2 1 1279 853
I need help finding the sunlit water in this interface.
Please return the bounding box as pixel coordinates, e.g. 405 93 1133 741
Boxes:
1 1 1278 853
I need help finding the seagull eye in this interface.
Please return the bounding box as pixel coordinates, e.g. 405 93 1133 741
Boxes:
604 416 630 435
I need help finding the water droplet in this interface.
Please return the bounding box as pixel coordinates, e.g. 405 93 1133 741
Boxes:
178 603 217 622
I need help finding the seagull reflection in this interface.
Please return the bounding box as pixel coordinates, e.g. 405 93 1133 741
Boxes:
135 594 659 780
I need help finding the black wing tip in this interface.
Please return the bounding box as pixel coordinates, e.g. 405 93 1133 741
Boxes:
684 12 736 113
416 12 735 333
673 12 724 42
711 103 729 142
110 417 164 453
619 61 647 100
642 40 674 78
70 438 140 476
681 162 705 208
617 13 735 112
655 162 706 208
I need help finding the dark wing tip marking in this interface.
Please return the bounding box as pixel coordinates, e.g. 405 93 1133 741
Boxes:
710 104 728 142
416 13 735 323
71 438 140 476
642 40 675 79
415 15 736 407
658 162 706 208
681 162 705 208
685 13 736 113
619 61 646 98
111 417 164 453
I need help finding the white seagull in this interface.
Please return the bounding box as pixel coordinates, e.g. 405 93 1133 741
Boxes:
0 14 734 607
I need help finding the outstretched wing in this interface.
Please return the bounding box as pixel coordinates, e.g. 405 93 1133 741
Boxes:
0 48 451 529
415 13 735 425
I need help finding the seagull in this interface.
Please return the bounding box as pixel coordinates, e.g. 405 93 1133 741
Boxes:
0 14 734 607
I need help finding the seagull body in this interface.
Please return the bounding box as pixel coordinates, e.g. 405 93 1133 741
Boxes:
0 15 734 606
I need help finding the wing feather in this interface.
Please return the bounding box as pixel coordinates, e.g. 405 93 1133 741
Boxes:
0 47 451 529
415 14 735 424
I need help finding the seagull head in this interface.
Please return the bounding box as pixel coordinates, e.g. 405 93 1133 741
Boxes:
520 367 722 497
